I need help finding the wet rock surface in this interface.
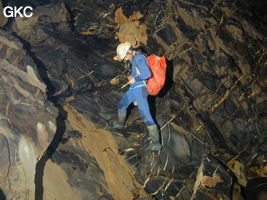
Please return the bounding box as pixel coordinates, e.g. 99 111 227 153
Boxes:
0 0 266 200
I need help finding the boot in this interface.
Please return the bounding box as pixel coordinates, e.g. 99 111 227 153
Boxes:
146 125 162 151
111 112 126 129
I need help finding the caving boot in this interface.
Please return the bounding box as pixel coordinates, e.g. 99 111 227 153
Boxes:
111 112 126 129
146 125 162 152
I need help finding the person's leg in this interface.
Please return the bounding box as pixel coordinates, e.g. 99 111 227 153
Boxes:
134 87 155 125
146 125 161 151
113 89 135 128
134 87 161 151
118 89 135 113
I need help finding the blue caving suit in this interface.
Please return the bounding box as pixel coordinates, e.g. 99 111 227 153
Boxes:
118 52 155 126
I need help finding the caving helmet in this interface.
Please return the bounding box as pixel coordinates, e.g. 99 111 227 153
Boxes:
115 42 131 61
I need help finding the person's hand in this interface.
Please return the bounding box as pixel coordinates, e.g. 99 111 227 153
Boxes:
113 56 119 61
128 75 136 84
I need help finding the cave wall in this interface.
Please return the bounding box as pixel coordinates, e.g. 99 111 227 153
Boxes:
0 0 266 199
0 29 57 199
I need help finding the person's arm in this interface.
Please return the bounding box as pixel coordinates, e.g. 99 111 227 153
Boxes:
134 56 151 81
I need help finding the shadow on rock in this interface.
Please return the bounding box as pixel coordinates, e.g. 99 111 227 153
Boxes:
0 188 6 200
34 103 67 200
12 31 68 200
158 59 174 97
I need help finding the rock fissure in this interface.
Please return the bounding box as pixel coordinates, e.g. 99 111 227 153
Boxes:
34 103 67 200
7 32 68 200
0 0 266 200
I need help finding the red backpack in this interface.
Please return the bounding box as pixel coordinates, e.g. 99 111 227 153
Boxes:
146 54 167 95
134 54 167 95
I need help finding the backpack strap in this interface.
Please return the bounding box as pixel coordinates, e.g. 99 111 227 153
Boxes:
134 60 147 88
133 53 149 73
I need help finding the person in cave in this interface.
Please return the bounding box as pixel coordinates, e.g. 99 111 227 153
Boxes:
112 42 162 152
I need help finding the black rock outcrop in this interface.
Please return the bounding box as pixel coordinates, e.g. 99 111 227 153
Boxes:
0 0 266 199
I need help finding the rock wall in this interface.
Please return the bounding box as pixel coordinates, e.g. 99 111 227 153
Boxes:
8 3 146 200
0 0 8 27
0 0 266 200
0 29 57 199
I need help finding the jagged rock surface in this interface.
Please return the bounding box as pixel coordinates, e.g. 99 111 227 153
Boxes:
0 29 57 199
0 0 266 200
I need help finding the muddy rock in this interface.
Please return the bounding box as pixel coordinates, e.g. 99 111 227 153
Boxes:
0 0 266 200
192 155 232 200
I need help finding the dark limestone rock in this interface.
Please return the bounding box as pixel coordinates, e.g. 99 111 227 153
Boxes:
11 3 71 45
0 0 7 27
69 0 116 38
156 24 177 46
192 155 233 200
0 0 266 199
244 177 267 200
11 3 121 99
173 16 197 41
